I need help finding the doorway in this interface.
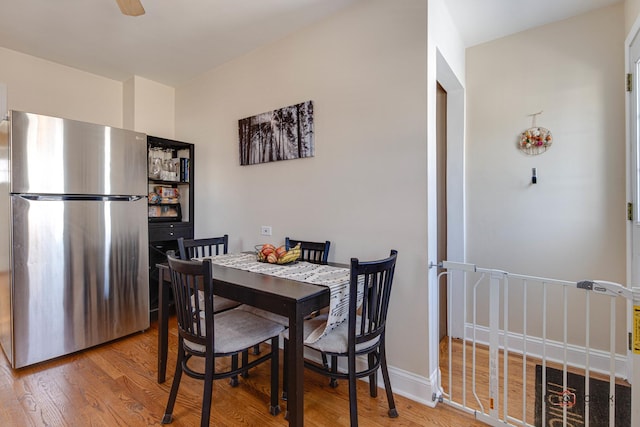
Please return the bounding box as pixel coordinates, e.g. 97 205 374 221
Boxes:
430 50 465 400
436 82 448 341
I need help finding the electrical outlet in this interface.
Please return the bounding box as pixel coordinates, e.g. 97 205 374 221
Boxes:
261 225 272 236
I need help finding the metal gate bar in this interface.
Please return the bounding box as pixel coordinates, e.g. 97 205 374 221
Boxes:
435 261 638 427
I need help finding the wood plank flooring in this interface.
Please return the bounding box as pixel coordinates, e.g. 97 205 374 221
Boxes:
439 337 631 425
0 317 485 426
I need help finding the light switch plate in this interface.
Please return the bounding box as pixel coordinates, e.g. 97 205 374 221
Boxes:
261 225 272 236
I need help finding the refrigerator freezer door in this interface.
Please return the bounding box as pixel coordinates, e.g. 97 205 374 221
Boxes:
0 119 10 363
11 194 149 368
10 110 147 196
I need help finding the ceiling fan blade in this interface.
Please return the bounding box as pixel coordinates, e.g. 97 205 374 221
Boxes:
116 0 145 16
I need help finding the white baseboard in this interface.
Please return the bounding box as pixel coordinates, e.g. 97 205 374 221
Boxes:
462 324 628 379
302 348 437 408
384 364 437 407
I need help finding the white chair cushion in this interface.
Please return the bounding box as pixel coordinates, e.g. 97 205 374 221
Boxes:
192 290 240 313
282 313 328 341
236 304 329 328
284 314 379 354
184 308 286 355
236 304 289 327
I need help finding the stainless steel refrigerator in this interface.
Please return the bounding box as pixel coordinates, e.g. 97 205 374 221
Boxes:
0 110 149 368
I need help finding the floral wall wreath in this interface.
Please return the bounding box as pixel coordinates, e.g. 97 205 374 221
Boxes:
518 111 552 155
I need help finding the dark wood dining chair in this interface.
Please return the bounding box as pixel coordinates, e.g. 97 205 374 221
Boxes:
177 236 240 314
282 250 399 426
178 234 229 259
162 251 285 427
285 237 330 264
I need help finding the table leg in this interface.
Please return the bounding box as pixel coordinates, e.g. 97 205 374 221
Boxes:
157 266 168 383
286 308 305 426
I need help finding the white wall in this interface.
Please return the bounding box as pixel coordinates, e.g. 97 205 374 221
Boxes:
466 4 626 349
626 0 640 35
467 3 625 281
429 0 465 83
0 49 175 137
0 46 122 127
123 76 175 138
176 0 431 390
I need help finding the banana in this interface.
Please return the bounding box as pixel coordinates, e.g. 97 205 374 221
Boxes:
290 243 301 254
276 253 295 264
277 245 301 264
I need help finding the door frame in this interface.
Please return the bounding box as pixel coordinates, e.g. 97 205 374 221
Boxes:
428 49 465 393
436 81 448 341
625 14 640 425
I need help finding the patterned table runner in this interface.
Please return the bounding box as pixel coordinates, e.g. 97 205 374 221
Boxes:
202 252 360 343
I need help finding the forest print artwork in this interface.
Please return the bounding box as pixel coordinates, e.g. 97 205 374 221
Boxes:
238 100 314 165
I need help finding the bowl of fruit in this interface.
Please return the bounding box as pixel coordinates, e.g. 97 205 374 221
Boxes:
256 243 301 265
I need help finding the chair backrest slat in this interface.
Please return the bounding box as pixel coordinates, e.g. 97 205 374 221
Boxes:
285 237 330 264
349 250 398 348
179 235 229 260
167 250 213 347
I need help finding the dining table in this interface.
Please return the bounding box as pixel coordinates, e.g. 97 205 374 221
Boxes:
156 254 348 427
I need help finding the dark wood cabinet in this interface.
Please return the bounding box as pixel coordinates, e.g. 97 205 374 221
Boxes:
147 135 194 314
149 222 193 242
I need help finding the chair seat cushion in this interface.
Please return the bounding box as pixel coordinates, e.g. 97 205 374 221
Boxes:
236 304 289 327
237 304 329 328
284 315 379 354
214 296 241 313
282 313 328 341
193 291 240 313
184 308 286 355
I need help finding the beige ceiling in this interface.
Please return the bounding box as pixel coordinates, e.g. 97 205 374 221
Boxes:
0 0 358 86
444 0 622 47
0 0 624 87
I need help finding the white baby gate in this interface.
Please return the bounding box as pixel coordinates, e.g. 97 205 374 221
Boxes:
433 261 640 427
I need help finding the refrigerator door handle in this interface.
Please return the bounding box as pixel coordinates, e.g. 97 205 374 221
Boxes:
17 194 144 202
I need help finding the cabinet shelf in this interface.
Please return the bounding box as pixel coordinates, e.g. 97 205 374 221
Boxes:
147 135 194 315
148 179 190 185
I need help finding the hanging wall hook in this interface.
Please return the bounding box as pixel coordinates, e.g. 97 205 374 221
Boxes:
531 167 537 184
529 110 543 128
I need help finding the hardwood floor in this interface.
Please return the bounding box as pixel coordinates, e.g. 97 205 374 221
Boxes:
439 336 539 423
439 337 632 426
0 318 485 426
